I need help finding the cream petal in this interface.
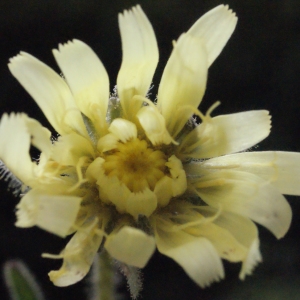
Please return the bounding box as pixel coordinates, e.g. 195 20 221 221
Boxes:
53 40 109 136
0 113 51 186
204 208 262 277
136 106 173 145
126 188 157 219
15 189 81 237
196 151 300 196
91 156 157 218
117 5 159 121
166 155 187 196
193 170 292 238
97 133 119 153
108 118 137 143
209 209 258 249
25 117 52 158
187 4 237 67
8 52 86 136
86 157 105 183
47 221 103 286
15 189 38 228
89 158 130 209
154 219 224 288
105 226 156 268
184 221 248 262
154 176 173 207
179 110 271 159
239 238 262 280
52 133 95 166
157 33 208 137
100 175 131 210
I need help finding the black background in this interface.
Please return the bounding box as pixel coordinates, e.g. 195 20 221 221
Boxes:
1 0 300 299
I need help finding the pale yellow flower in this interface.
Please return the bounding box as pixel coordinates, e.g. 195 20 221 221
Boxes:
1 4 300 289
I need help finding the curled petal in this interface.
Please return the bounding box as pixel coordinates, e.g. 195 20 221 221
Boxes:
108 119 137 143
187 4 237 66
137 106 173 145
157 33 208 137
105 226 156 268
47 221 103 286
25 117 52 158
87 157 128 207
87 158 157 217
53 40 109 136
0 113 51 186
178 110 271 159
166 155 187 197
8 52 86 136
117 5 158 121
97 133 119 153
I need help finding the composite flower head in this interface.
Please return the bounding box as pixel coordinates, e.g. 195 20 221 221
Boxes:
1 4 300 291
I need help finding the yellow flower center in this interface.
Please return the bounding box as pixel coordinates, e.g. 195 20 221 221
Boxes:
102 138 167 193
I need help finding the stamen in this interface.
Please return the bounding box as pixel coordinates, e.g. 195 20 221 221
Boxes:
67 157 89 192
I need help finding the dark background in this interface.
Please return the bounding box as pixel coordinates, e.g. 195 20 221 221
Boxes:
1 0 300 299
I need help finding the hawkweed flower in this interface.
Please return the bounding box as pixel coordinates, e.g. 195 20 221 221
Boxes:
1 4 300 291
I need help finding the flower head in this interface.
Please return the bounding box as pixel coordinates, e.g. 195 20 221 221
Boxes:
1 4 300 291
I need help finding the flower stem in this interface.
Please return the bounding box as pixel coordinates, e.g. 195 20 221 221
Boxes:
89 250 115 300
98 251 114 300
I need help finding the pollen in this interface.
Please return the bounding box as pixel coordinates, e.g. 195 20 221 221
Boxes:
102 138 167 193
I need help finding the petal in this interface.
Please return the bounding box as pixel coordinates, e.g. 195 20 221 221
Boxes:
108 119 137 143
126 188 157 219
193 170 292 238
204 208 262 278
8 52 86 136
137 106 173 145
184 221 248 263
154 176 173 207
47 221 103 286
0 113 51 186
210 209 258 249
179 110 271 159
16 189 81 237
25 117 52 158
154 218 224 288
105 226 155 268
157 33 208 137
240 238 262 280
53 40 109 136
97 133 119 153
52 133 95 166
117 5 158 121
195 151 300 196
165 155 187 196
187 4 237 66
87 157 130 209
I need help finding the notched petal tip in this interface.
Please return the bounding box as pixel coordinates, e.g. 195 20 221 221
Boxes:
117 4 158 121
187 4 237 67
239 239 262 280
